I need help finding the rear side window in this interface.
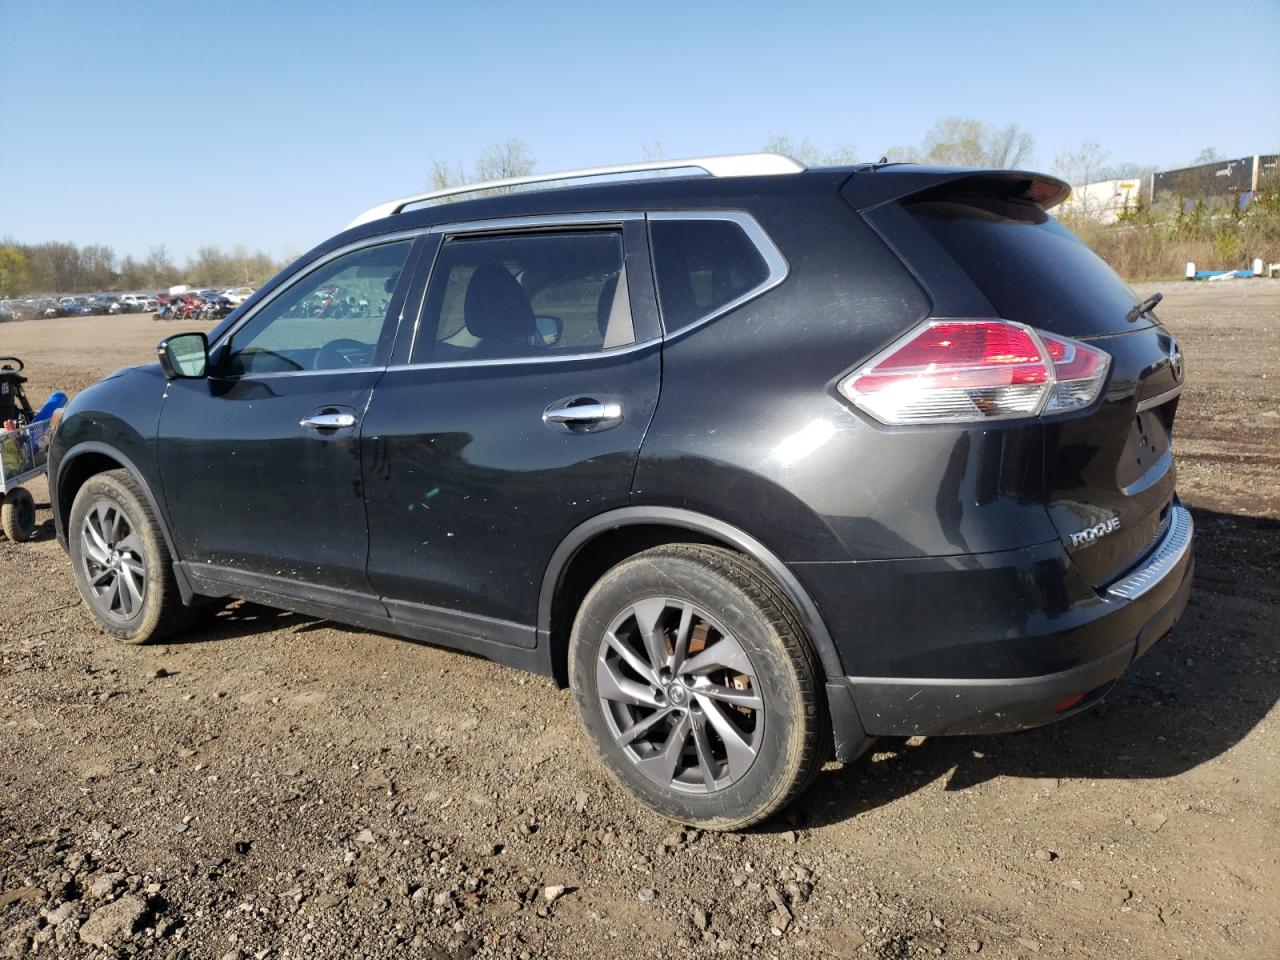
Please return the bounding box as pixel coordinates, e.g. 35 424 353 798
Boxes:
650 218 771 331
906 198 1146 337
414 230 633 363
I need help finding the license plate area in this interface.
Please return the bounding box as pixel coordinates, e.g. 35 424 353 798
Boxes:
1117 410 1171 489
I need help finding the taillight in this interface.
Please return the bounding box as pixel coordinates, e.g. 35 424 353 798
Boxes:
838 319 1110 425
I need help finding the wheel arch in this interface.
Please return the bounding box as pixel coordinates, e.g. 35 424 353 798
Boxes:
538 506 845 687
54 442 193 602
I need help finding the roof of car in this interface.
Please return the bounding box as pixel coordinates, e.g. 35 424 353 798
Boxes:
341 165 864 243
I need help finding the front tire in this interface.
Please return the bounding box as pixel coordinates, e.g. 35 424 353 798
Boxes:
569 544 831 830
68 469 190 644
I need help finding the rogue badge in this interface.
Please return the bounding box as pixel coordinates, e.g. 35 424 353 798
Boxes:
1070 516 1121 547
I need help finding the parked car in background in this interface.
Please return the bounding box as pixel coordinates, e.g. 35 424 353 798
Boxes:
222 286 255 306
58 298 93 317
88 295 117 315
49 153 1193 829
7 300 44 321
142 297 160 313
118 295 145 313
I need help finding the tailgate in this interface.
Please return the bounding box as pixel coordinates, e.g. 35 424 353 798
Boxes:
895 184 1186 588
1041 324 1183 587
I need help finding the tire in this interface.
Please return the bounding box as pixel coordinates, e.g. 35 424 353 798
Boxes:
1 487 36 542
569 544 831 830
68 469 191 645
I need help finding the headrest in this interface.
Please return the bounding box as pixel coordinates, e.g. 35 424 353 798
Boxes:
464 263 535 341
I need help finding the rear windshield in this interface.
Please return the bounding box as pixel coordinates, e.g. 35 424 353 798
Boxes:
906 197 1151 337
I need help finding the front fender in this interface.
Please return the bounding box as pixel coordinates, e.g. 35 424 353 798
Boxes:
48 365 168 545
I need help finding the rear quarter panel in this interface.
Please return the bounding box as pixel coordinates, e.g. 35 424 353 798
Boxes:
633 194 1060 563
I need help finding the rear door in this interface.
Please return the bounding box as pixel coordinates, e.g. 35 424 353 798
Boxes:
361 215 662 644
900 192 1185 587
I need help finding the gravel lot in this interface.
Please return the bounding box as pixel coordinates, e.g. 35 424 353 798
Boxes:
2 282 1277 959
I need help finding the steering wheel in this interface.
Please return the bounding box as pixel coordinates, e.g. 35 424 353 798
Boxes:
313 338 372 370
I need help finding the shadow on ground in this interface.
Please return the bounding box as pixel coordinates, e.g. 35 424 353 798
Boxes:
100 504 1279 833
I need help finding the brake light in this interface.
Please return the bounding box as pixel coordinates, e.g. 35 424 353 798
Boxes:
839 319 1110 425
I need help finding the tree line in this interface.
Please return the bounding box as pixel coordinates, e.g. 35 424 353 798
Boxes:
3 122 1270 299
0 240 289 299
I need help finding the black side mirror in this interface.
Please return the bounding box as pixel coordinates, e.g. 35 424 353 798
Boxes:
157 332 209 379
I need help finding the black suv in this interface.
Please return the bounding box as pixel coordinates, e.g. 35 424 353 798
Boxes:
48 154 1193 829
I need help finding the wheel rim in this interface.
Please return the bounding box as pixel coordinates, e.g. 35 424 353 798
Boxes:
596 597 764 794
79 500 147 621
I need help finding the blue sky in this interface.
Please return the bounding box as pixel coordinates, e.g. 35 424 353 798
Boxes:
2 0 1277 262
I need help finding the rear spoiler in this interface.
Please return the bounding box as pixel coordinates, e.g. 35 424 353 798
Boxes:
842 165 1071 213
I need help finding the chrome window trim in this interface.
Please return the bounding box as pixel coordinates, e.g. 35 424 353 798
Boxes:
1105 504 1193 602
210 229 425 353
427 211 643 237
387 336 659 373
210 366 384 381
1135 384 1182 412
405 212 649 366
646 210 790 341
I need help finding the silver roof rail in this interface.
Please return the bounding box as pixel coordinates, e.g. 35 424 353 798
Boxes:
346 152 806 228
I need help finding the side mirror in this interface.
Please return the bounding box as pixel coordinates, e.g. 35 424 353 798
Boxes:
157 332 209 379
534 315 564 347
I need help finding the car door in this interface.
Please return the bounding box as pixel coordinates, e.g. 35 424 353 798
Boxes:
361 215 662 650
157 234 421 601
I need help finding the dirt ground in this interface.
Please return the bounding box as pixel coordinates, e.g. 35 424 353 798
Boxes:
1 282 1277 960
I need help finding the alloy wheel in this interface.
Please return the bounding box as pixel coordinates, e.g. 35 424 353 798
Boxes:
596 596 764 793
79 501 147 621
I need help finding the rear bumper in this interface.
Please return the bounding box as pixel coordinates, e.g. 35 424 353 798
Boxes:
818 504 1194 738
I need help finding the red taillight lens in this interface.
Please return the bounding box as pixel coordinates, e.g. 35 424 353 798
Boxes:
1038 331 1111 414
839 319 1111 425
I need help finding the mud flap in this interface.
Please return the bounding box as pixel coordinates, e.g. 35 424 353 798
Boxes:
826 681 873 762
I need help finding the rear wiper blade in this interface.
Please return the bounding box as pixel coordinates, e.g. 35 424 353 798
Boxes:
1126 292 1163 322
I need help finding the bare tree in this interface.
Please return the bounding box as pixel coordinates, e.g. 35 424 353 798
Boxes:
427 139 537 195
878 118 1035 168
916 117 1035 168
641 137 666 162
881 144 923 164
1053 140 1113 219
474 139 537 188
919 117 987 166
762 134 858 166
145 245 177 286
983 122 1035 168
428 160 467 191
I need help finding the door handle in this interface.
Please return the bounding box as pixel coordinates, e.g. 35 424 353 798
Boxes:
543 401 623 425
299 412 357 430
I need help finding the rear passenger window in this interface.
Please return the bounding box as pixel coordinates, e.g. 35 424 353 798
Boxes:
650 218 771 331
414 231 633 363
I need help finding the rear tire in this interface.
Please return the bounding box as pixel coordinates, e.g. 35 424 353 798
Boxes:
1 487 36 542
569 544 831 830
68 469 191 645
